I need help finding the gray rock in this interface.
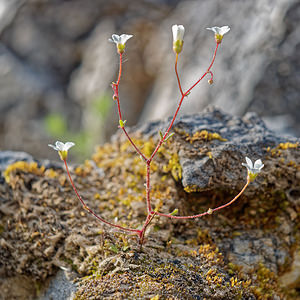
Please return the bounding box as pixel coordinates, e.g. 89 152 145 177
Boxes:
38 270 76 300
0 150 33 171
134 106 300 193
1 108 299 298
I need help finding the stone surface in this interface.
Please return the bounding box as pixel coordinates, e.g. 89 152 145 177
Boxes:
1 108 299 299
134 106 300 194
0 150 33 171
38 270 76 300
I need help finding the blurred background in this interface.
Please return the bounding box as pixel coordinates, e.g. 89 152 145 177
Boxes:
0 0 299 161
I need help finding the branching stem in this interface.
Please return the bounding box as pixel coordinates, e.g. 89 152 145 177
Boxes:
156 179 250 219
65 41 248 245
63 159 140 235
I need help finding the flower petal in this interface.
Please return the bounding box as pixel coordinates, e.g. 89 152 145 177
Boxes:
120 34 133 44
112 34 121 43
254 159 262 169
64 142 75 151
172 24 185 42
245 157 253 169
219 26 230 35
48 144 58 151
55 141 65 151
206 27 217 34
172 25 178 41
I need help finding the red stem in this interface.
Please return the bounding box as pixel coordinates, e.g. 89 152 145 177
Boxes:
139 211 157 244
156 180 250 219
185 43 219 95
114 54 147 162
63 159 140 234
149 43 219 163
122 127 147 161
146 163 151 212
115 53 123 120
108 42 223 243
175 53 184 96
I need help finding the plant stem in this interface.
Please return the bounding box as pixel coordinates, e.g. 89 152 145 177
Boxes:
113 53 147 162
109 42 229 244
63 159 140 234
184 43 219 95
156 179 250 219
149 43 219 163
175 53 184 96
139 211 157 245
146 162 152 213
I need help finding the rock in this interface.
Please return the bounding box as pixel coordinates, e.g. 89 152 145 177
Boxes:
38 270 76 300
1 75 300 300
134 106 300 193
279 249 300 288
0 150 33 171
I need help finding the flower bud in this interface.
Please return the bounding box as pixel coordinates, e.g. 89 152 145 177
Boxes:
172 25 185 54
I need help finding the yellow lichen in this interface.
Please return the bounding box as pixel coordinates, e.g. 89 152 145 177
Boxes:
74 160 93 176
44 168 58 178
184 185 201 193
269 142 299 157
186 130 227 143
4 161 45 183
162 152 182 181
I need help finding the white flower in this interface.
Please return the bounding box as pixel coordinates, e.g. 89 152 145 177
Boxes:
242 157 264 181
172 25 185 43
48 141 75 161
109 34 133 53
206 26 230 44
172 24 185 54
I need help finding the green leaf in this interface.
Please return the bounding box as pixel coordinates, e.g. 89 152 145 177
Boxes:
119 119 126 128
165 132 175 141
159 130 164 140
170 208 178 216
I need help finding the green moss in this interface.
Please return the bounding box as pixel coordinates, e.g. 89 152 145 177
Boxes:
251 263 283 299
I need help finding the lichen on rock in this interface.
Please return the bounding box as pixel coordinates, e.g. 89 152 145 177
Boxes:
0 108 299 299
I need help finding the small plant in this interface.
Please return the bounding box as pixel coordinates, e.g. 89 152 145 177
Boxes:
49 25 264 245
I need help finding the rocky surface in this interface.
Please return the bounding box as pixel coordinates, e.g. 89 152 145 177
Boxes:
0 0 299 160
135 107 300 194
0 108 299 299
